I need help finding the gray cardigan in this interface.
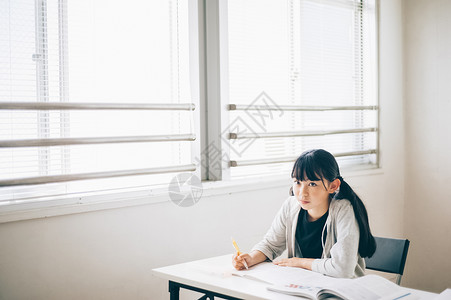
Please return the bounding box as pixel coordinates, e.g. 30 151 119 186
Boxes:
251 196 365 278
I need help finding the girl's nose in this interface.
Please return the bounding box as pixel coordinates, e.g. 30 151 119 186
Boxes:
299 185 308 196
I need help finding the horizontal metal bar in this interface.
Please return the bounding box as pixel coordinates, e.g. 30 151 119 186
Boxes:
0 134 196 148
0 102 195 111
228 104 377 111
230 150 377 167
229 128 377 139
0 164 196 187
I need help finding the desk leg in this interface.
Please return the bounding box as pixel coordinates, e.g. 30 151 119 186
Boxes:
168 280 242 300
169 281 180 300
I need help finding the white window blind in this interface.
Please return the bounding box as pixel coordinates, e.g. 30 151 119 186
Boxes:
225 0 378 178
0 0 197 204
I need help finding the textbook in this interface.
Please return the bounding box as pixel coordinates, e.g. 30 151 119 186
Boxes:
232 262 418 299
266 274 419 300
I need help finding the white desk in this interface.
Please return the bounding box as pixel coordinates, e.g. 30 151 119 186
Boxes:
152 254 438 300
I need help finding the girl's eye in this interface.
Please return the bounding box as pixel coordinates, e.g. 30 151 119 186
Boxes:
308 182 317 187
294 180 300 185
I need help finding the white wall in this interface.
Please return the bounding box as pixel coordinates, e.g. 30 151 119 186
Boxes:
0 1 408 299
403 0 451 293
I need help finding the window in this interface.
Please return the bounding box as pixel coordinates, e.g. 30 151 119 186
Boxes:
0 0 378 211
224 0 378 179
0 0 198 205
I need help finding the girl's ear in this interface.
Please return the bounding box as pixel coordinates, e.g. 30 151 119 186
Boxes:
328 178 341 193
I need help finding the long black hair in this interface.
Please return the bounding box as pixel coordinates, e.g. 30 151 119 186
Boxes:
290 149 376 258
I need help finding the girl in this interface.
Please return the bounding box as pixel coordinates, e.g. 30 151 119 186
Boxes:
232 149 376 278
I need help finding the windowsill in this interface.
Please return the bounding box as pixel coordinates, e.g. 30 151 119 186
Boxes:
0 166 384 224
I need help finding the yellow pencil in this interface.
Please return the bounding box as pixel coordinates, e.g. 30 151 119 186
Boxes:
231 237 248 269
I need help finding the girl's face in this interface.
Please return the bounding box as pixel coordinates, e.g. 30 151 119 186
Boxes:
292 177 338 211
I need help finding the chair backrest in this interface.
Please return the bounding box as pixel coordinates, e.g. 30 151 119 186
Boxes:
364 237 410 284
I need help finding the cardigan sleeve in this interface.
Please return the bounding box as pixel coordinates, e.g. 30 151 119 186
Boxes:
251 197 291 261
311 200 360 278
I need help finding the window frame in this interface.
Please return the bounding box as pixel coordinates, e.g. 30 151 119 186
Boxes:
0 0 380 223
208 0 380 180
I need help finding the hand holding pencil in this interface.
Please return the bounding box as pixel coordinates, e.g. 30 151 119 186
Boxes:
231 237 249 270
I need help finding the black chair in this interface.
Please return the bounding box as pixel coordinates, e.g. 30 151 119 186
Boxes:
364 237 410 285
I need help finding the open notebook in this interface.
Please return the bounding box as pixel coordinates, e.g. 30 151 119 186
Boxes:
232 262 418 300
231 261 327 285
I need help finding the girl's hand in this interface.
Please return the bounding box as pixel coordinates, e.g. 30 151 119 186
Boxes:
232 253 251 271
273 257 314 270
